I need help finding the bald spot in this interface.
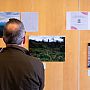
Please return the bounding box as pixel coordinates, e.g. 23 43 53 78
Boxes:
6 23 20 32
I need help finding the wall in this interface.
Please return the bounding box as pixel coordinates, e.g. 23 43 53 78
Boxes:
80 0 90 90
0 0 89 90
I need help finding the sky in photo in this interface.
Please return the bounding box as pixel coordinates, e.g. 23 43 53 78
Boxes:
0 12 20 22
29 36 65 42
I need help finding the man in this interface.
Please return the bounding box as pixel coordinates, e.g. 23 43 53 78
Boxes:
0 18 44 90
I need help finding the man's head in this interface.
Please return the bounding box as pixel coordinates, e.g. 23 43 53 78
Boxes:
3 18 26 46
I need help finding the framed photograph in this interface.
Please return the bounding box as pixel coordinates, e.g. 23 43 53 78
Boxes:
88 43 90 67
29 36 65 62
0 12 20 37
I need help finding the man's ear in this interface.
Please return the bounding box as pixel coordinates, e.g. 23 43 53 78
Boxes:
3 37 6 43
23 36 25 44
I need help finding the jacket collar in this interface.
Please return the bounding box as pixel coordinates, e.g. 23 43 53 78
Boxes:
5 45 31 55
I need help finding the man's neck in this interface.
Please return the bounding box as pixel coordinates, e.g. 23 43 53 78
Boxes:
6 43 24 48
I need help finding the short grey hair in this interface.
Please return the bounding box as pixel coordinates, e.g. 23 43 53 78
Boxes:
3 18 25 45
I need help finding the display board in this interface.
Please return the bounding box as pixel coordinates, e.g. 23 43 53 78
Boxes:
0 0 81 90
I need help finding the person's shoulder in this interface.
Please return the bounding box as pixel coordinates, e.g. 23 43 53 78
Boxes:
27 55 44 76
25 54 43 68
27 55 43 65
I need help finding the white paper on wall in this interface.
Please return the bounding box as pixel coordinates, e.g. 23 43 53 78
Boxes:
21 12 39 32
88 70 90 76
66 12 89 30
88 12 90 29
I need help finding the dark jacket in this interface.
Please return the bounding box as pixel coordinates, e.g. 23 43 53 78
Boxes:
0 45 44 90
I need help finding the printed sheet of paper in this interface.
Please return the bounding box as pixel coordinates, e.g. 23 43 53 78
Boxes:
66 12 89 30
